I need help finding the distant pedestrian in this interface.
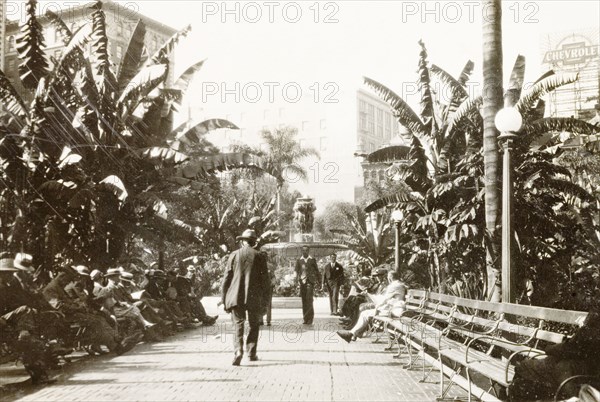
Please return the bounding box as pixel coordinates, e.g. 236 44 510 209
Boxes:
222 229 270 366
295 246 320 325
322 253 345 315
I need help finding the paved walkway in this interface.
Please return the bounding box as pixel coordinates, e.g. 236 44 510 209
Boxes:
1 298 466 401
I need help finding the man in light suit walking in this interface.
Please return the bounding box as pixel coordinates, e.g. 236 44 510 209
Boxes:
222 229 270 366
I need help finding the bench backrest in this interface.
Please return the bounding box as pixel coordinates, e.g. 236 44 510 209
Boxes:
404 289 588 345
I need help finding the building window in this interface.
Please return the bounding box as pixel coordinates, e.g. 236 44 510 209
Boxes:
116 45 123 60
369 142 375 153
54 49 62 62
8 36 15 51
302 121 310 131
367 104 375 134
385 113 392 140
378 170 385 182
8 59 15 71
377 108 384 137
117 22 124 36
320 137 327 151
320 119 326 130
359 100 367 131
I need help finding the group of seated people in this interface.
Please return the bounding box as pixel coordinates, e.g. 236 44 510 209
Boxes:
334 264 600 401
336 267 407 342
0 255 217 384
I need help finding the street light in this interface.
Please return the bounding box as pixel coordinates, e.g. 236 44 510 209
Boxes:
495 106 523 304
391 209 404 276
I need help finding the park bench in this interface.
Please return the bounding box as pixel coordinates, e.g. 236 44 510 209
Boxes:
373 289 589 401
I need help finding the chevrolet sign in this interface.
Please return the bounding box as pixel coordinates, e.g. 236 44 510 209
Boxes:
544 40 599 67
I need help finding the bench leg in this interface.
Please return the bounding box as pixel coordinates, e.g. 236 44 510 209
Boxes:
383 330 395 351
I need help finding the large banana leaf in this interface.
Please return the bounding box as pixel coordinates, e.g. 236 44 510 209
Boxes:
446 96 482 137
457 60 475 86
505 55 526 106
139 147 189 164
516 72 578 115
364 191 425 213
52 23 93 76
178 153 266 177
172 59 206 93
431 63 470 122
45 10 73 44
363 76 425 136
148 24 192 65
90 1 113 79
0 70 29 120
15 0 49 89
171 119 239 144
117 20 146 93
117 64 168 118
417 40 434 125
524 118 599 137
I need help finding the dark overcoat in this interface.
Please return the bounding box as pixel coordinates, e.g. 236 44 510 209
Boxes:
222 246 269 312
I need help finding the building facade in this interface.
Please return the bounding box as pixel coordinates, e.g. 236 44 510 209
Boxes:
0 0 6 69
353 89 402 202
200 88 402 211
2 0 176 95
541 28 600 120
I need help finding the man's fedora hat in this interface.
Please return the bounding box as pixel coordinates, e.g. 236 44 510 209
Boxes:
236 229 257 242
14 253 35 273
105 267 123 277
372 268 389 277
90 269 103 280
73 265 90 276
0 258 20 272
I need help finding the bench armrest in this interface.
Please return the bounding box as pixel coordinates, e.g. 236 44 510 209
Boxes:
554 375 600 402
465 334 545 385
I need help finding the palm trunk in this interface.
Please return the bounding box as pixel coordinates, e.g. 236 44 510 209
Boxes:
482 0 504 302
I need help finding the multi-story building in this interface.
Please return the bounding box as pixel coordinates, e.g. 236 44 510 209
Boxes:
353 89 402 201
201 88 402 210
2 0 176 95
541 28 600 120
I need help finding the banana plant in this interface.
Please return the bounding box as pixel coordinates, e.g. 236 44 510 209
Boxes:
362 43 599 298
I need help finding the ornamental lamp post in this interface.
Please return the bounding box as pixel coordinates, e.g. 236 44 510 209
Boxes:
494 107 523 304
391 209 404 276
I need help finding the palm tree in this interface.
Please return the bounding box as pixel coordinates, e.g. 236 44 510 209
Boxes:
230 126 320 230
481 0 504 302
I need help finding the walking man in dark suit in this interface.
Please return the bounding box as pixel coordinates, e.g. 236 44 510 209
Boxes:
322 253 345 316
222 229 270 366
295 246 320 325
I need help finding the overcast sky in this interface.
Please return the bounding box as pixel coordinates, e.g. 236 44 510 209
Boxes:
119 1 599 100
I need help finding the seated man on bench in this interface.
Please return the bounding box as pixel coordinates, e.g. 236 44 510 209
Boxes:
508 303 600 401
336 270 406 343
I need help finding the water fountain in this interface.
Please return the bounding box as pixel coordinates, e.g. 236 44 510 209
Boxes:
261 195 348 259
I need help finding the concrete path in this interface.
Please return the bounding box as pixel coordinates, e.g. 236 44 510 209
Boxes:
1 297 466 401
